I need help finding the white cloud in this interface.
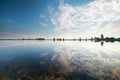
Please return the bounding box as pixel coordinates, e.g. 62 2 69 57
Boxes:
48 5 54 14
39 22 48 27
51 0 120 38
51 18 57 25
59 0 64 4
40 15 46 18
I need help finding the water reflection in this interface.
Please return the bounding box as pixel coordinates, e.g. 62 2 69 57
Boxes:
0 41 120 80
54 42 120 80
101 41 104 46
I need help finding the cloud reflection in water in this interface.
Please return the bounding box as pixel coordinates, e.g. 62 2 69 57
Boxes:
53 42 120 80
0 41 120 80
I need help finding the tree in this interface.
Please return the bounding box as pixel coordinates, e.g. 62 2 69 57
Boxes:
101 34 104 40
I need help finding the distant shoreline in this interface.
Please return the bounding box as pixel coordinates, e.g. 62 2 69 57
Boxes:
0 38 120 42
0 34 120 42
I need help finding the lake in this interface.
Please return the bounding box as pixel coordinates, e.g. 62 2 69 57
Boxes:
0 40 120 80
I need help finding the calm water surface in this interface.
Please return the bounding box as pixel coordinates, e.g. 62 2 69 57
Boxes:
0 41 120 80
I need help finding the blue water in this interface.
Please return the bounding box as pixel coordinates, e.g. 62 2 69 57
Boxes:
0 41 120 80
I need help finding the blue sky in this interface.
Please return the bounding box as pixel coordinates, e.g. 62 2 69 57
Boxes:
0 0 120 38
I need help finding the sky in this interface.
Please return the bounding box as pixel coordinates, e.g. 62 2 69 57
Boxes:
0 0 120 39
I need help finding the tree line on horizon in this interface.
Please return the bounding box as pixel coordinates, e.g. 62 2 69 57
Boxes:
0 34 120 42
53 34 120 42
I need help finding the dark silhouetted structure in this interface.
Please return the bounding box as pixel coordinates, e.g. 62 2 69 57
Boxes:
101 34 104 40
94 34 120 44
